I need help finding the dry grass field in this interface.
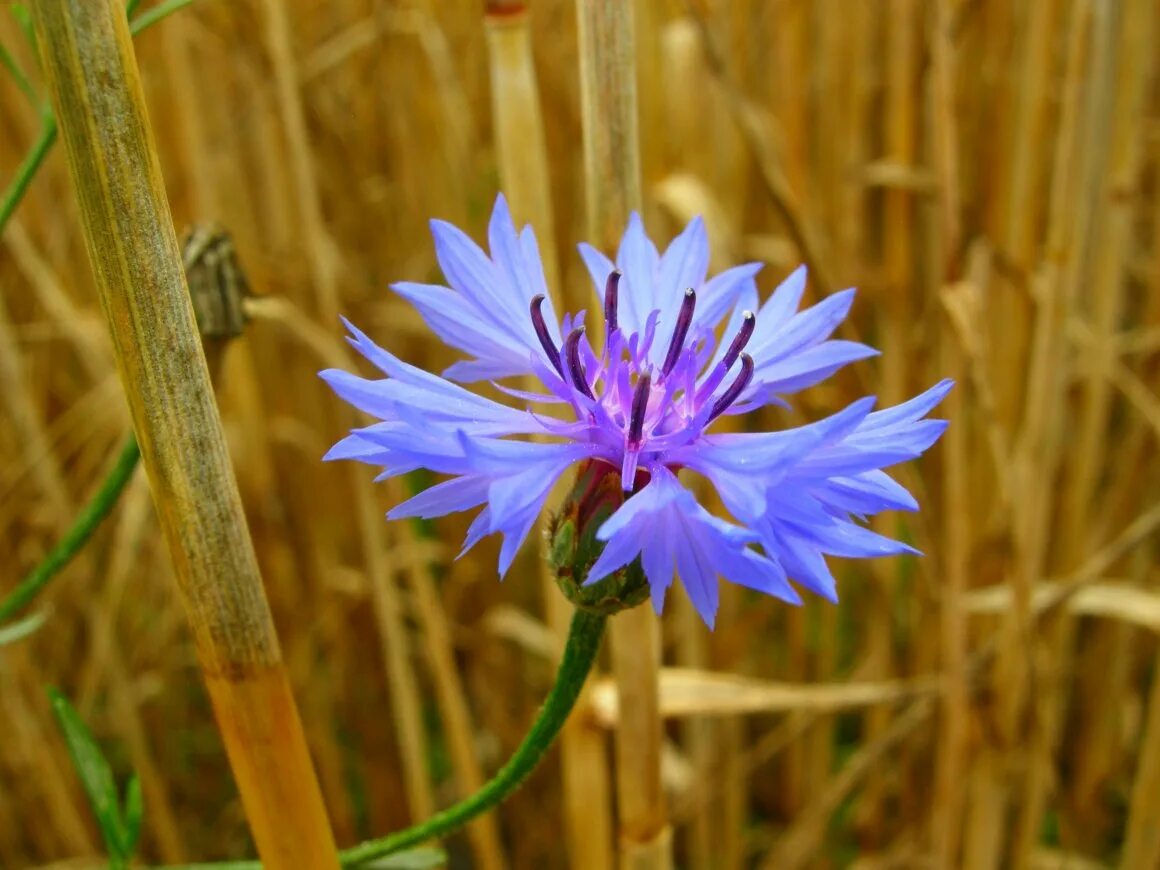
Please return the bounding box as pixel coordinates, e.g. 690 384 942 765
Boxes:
2 0 1159 868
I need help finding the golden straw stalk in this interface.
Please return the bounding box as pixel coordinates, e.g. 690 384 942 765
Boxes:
29 2 339 866
576 2 670 867
485 3 613 867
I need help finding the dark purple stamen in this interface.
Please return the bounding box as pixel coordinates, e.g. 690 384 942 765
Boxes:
627 372 651 444
708 353 754 422
604 271 621 338
530 294 564 377
694 310 756 405
722 310 756 368
564 327 595 399
661 288 697 377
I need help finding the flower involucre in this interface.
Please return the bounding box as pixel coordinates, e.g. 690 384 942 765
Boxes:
322 196 951 627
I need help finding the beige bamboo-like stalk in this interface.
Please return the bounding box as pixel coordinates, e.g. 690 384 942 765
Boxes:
485 2 559 295
389 510 508 870
634 0 666 196
577 0 642 335
927 2 967 862
965 9 1085 868
1121 56 1160 866
991 0 1060 430
608 606 670 869
673 593 714 868
1124 643 1160 867
28 2 340 867
485 5 613 868
1010 1 1114 864
1058 0 1154 828
656 22 734 866
262 0 438 828
971 1 1102 866
259 0 341 323
860 0 919 842
576 3 670 867
931 250 984 867
682 7 836 297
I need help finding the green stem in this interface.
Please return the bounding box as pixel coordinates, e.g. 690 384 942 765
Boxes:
159 607 607 870
341 607 606 865
0 436 140 624
0 0 192 240
0 114 57 236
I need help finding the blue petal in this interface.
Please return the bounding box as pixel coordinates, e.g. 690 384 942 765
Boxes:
392 282 522 378
856 379 955 432
758 518 840 601
672 524 719 628
694 263 762 337
578 242 617 306
761 265 808 327
322 432 396 465
321 319 556 436
721 548 801 605
431 217 519 327
658 216 709 309
616 212 661 337
589 467 786 627
812 471 919 515
319 367 547 437
355 425 476 476
387 196 564 381
319 368 397 420
675 397 875 519
488 194 562 344
801 420 949 476
748 341 879 402
750 287 856 364
459 507 492 559
775 508 919 559
388 476 490 520
641 528 676 616
458 437 602 576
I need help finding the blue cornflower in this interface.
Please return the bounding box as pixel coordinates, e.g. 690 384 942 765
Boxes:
322 195 951 627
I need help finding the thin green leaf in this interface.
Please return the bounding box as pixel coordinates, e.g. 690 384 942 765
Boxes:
126 0 146 16
8 4 34 50
0 609 46 646
361 848 448 869
47 688 129 860
121 775 144 857
0 437 138 625
129 0 196 36
0 41 37 105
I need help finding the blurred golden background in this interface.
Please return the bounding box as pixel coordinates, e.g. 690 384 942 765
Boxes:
2 0 1159 868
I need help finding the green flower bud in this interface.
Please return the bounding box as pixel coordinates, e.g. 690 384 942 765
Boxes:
547 460 649 616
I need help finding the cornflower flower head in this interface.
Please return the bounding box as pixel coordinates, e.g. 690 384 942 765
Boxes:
322 195 951 628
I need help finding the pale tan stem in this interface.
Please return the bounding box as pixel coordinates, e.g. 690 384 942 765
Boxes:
485 4 610 866
28 2 339 866
577 0 643 260
1124 644 1160 867
241 294 436 826
1055 0 1155 841
1008 1 1115 865
259 0 341 323
577 2 670 866
485 3 560 294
